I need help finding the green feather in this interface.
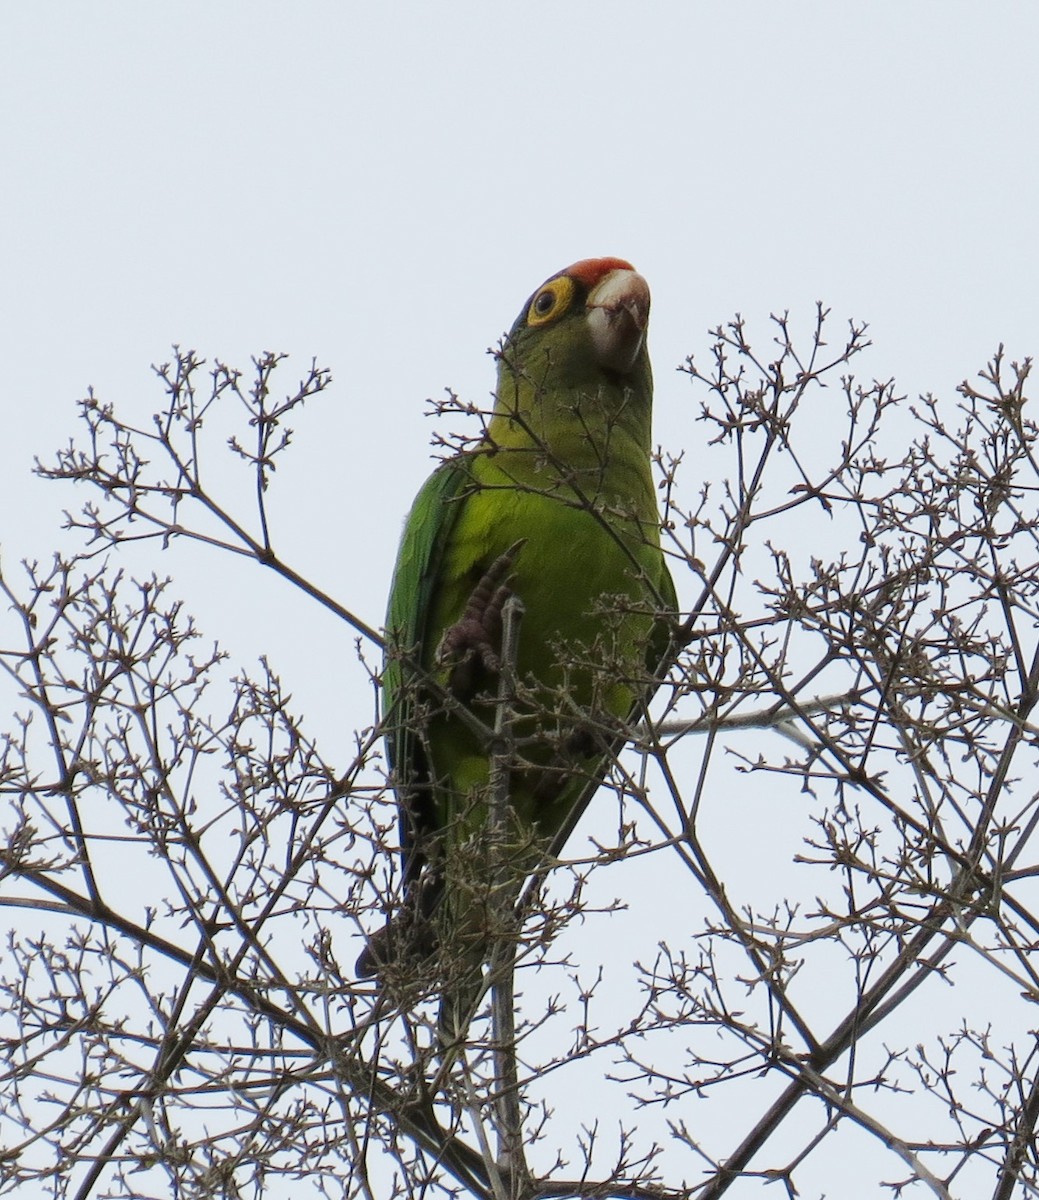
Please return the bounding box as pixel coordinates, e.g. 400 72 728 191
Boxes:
361 259 675 1039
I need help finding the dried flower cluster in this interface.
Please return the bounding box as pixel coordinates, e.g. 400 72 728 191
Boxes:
1 321 1036 1198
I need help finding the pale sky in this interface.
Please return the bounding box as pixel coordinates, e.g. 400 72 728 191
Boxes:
2 5 1038 1196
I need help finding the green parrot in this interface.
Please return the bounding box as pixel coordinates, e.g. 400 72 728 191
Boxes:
357 257 675 1039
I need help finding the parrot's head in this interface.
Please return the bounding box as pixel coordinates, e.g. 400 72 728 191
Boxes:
500 257 652 391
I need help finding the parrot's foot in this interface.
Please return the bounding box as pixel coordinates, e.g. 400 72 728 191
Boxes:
526 722 610 804
436 539 526 698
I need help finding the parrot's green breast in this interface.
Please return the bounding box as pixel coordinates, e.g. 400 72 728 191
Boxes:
421 445 667 835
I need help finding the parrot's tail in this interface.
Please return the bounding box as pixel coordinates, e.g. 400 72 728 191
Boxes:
354 871 441 980
357 825 535 1051
433 843 527 1053
437 959 487 1051
355 880 488 1052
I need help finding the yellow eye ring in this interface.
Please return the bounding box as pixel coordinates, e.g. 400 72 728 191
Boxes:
526 276 575 327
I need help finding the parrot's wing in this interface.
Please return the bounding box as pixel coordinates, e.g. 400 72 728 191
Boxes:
383 457 474 886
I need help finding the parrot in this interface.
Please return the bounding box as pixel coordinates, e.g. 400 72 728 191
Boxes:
356 257 676 1042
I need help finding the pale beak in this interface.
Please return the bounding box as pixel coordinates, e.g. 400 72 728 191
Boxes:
586 269 651 374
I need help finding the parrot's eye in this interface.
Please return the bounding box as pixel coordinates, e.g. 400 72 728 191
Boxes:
526 276 575 327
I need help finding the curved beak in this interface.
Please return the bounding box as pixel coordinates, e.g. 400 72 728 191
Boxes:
586 268 651 374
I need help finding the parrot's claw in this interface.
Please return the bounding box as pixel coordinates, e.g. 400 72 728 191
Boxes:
436 540 526 698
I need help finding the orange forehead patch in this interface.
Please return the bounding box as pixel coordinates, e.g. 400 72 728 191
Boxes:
558 257 636 289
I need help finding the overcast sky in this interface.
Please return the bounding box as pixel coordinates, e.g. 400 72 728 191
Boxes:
2 5 1038 1195
4 6 1037 675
